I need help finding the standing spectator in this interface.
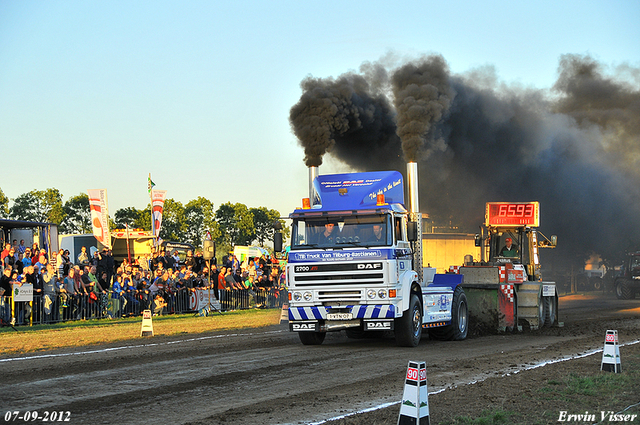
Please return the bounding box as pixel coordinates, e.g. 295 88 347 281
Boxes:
60 250 72 277
35 254 47 274
193 251 205 274
17 240 26 255
1 243 11 265
210 264 220 299
111 274 125 318
3 248 16 271
42 264 58 323
16 253 27 276
164 250 175 271
63 268 78 319
56 249 64 277
56 274 70 320
22 249 33 270
185 250 196 271
77 246 90 266
0 266 15 325
104 249 115 288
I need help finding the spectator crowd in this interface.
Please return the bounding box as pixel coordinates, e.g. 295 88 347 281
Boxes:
0 238 286 326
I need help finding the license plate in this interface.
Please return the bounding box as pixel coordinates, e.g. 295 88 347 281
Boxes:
327 313 353 320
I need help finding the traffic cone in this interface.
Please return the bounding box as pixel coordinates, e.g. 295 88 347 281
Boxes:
279 303 289 324
601 330 621 373
398 361 429 425
140 309 154 337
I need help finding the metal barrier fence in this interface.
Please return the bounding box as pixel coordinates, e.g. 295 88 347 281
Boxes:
0 288 287 327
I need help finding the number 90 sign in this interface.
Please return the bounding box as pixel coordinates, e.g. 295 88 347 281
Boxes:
406 367 427 382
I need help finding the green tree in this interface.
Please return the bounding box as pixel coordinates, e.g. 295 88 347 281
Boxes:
158 198 186 242
0 187 9 218
250 207 286 247
10 189 65 224
184 197 218 248
60 193 92 234
215 202 255 246
114 207 146 229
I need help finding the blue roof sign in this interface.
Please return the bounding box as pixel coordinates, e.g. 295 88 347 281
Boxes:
295 171 405 213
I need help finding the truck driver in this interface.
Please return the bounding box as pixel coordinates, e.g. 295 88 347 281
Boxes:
317 223 337 245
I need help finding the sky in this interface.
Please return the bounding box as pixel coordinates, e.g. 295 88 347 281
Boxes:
1 0 639 221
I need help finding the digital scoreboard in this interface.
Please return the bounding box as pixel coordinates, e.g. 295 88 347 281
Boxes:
485 202 539 227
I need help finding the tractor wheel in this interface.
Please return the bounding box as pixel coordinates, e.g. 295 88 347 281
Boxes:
538 292 546 328
395 293 422 347
543 296 556 327
615 279 633 300
299 331 326 345
591 277 603 291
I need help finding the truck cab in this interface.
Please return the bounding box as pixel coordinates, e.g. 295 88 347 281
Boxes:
283 167 468 347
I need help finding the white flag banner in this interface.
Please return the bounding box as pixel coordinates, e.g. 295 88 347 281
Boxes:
151 189 167 239
87 189 111 249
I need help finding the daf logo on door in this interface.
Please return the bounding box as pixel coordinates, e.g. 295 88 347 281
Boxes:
357 263 382 270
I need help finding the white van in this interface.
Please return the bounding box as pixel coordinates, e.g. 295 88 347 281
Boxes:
233 246 269 264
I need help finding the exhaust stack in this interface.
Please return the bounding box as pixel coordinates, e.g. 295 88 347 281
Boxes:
407 162 419 214
407 162 423 284
309 166 319 203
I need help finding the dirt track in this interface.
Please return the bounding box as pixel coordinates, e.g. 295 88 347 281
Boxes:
1 292 639 425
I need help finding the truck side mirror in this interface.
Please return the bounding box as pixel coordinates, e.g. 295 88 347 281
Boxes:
407 221 418 242
474 234 482 247
274 232 283 252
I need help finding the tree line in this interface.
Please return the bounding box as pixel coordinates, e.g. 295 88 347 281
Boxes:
0 187 287 252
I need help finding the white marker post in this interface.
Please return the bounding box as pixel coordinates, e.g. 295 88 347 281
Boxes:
601 330 621 373
280 302 289 324
140 309 154 337
398 361 429 425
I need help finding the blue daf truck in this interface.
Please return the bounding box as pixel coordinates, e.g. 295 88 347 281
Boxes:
275 163 468 346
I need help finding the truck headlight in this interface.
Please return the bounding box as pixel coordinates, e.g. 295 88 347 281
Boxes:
367 289 377 299
293 292 302 301
378 289 387 299
303 291 313 301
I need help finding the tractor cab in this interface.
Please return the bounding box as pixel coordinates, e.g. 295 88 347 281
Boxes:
475 202 557 281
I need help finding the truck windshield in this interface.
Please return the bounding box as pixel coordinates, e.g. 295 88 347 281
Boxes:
291 215 391 249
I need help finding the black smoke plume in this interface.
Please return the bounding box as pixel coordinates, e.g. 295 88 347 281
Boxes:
289 54 640 267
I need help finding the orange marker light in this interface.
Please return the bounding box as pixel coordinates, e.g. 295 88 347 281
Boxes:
302 198 311 209
376 193 385 206
389 289 397 298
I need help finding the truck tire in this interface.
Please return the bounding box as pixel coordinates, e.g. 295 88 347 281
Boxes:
543 296 556 327
299 331 326 345
395 293 422 347
615 279 633 300
429 286 468 341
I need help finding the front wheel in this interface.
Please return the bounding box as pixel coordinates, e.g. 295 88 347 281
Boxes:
395 293 422 347
299 331 326 345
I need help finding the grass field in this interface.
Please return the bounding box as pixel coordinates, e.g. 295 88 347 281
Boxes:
0 309 282 355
